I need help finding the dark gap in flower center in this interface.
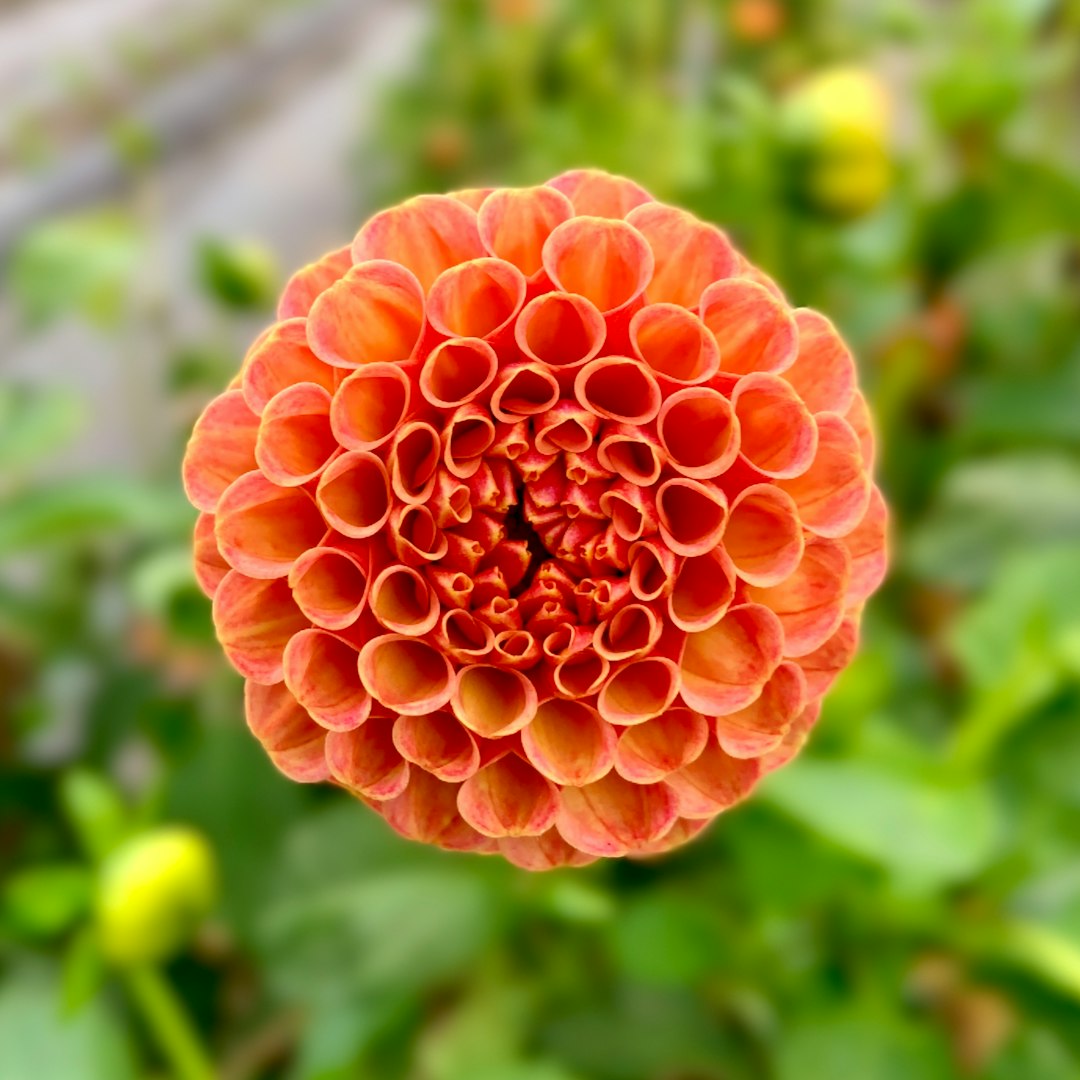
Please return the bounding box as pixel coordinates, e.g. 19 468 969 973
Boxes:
503 489 552 597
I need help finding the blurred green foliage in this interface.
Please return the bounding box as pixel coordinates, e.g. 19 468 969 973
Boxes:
3 0 1080 1077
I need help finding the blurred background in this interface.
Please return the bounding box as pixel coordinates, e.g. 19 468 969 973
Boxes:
2 0 1080 1077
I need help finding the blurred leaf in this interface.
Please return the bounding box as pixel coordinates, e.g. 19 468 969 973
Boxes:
990 920 1080 1004
2 863 93 939
61 927 107 1015
196 237 279 311
59 770 131 863
0 386 84 479
960 359 1080 447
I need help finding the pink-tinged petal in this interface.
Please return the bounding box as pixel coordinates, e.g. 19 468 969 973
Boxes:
315 450 392 538
546 168 652 219
730 372 818 479
782 309 856 414
350 194 484 292
699 278 797 377
452 664 538 737
521 699 617 786
457 755 559 838
277 244 352 319
215 471 325 579
595 603 663 662
389 504 448 565
777 412 871 538
724 484 804 588
386 421 444 504
844 389 877 471
379 770 496 852
574 357 661 424
358 634 455 715
393 711 480 782
714 661 806 759
629 303 721 385
283 628 371 731
500 830 598 870
181 390 260 513
542 216 654 317
325 716 410 800
426 257 527 343
492 629 542 670
678 603 784 716
553 647 610 699
419 337 499 408
369 565 439 637
288 541 369 631
625 202 738 308
193 512 230 598
843 485 889 605
242 318 337 413
534 401 601 455
477 185 575 279
597 656 680 726
794 615 859 699
598 423 665 486
759 700 822 774
438 609 496 663
630 816 710 858
213 572 308 684
556 773 678 858
255 382 337 486
737 255 786 301
515 291 607 383
598 480 657 543
442 403 496 479
656 478 728 557
489 363 562 423
244 680 329 782
657 387 740 479
613 707 709 783
331 363 412 452
447 187 494 211
664 739 761 818
668 547 736 633
628 541 677 602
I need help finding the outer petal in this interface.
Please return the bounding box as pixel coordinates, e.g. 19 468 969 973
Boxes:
782 309 857 414
723 484 804 588
842 485 889 605
521 699 617 786
730 372 818 479
477 185 575 279
700 278 797 377
546 167 653 219
426 257 527 343
500 829 598 870
613 708 709 783
288 541 369 631
457 755 559 838
794 615 860 699
663 739 761 819
325 716 410 800
283 628 372 731
277 244 352 319
393 711 480 782
556 773 679 858
193 512 230 598
245 680 329 782
597 656 681 726
379 770 496 852
181 390 260 513
213 571 308 684
452 664 538 737
331 363 413 451
255 382 337 487
714 661 806 759
242 318 337 413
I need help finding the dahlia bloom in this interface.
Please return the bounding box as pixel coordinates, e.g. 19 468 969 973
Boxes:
183 169 887 870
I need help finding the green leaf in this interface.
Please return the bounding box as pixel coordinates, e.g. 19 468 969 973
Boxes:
59 770 131 863
0 385 85 478
2 863 93 939
61 927 107 1015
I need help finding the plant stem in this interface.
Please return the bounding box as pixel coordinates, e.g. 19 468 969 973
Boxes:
124 965 217 1080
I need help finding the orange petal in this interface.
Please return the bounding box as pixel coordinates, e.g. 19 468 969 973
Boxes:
330 362 412 452
534 401 601 455
477 185 575 279
613 707 709 783
597 656 680 726
442 403 496 479
492 629 542 670
392 711 479 782
668 546 736 633
426 257 527 342
283 628 372 731
521 699 617 786
678 603 784 715
500 829 598 870
389 504 448 565
657 387 739 479
782 309 856 414
553 647 610 699
419 337 498 408
714 661 806 759
699 278 797 377
759 700 822 774
663 739 760 818
241 318 337 413
625 202 738 308
277 244 352 319
629 302 721 385
351 194 484 291
213 571 308 684
630 816 709 858
439 609 496 664
457 755 559 838
627 540 677 602
597 423 665 486
181 390 260 513
556 772 678 857
193 512 229 598
723 484 804 588
388 421 442 504
844 388 876 471
595 603 662 662
255 382 337 487
244 680 329 782
358 634 454 715
378 770 495 852
656 478 728 557
843 485 888 605
315 450 391 538
447 187 494 211
515 291 607 378
489 362 562 423
546 167 652 218
452 664 538 737
288 540 368 631
794 615 859 699
307 260 424 368
325 716 410 799
730 372 818 479
574 356 661 424
369 564 439 636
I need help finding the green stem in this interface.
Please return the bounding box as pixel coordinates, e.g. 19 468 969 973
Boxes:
124 965 217 1080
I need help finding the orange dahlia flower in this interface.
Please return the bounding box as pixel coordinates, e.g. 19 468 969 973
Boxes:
183 169 887 870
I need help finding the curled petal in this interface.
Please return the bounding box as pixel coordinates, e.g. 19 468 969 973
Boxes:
288 541 369 631
213 572 308 684
393 711 480 782
715 661 806 759
628 540 677 602
438 609 495 663
598 423 665 486
760 701 822 774
379 770 496 852
629 303 720 385
631 817 710 858
575 356 661 424
657 387 740 479
546 167 653 218
331 363 412 452
534 401 601 455
369 565 439 637
245 680 329 782
783 309 857 415
277 244 352 320
598 656 680 726
457 756 559 838
515 291 606 377
668 546 736 633
315 451 392 538
598 480 656 543
844 389 876 471
489 363 561 423
843 485 888 605
430 471 472 528
595 604 662 662
390 504 448 565
553 647 610 700
181 390 260 513
731 372 818 479
664 740 760 819
358 634 454 715
522 699 617 786
193 512 229 598
492 629 542 670
388 421 441 504
556 773 678 858
724 484 804 588
283 629 371 731
255 382 337 486
307 260 424 368
500 830 598 871
699 278 797 377
614 707 709 783
326 717 409 800
452 664 538 737
426 257 527 342
442 403 496 479
477 185 575 278
242 318 336 413
419 337 498 409
795 615 859 699
656 478 728 557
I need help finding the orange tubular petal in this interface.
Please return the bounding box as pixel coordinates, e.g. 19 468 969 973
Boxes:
307 260 425 368
277 244 352 319
181 390 260 513
245 680 329 782
664 739 761 819
556 772 678 858
783 309 857 415
574 357 661 424
242 318 337 413
255 382 337 486
844 389 876 471
393 711 480 782
843 485 888 605
715 661 806 759
489 362 562 423
214 471 325 579
613 707 709 784
699 278 798 378
492 629 542 670
369 565 439 637
625 202 738 308
283 628 371 731
213 572 308 684
387 421 441 504
358 634 454 716
389 504 448 565
598 480 657 543
777 413 871 538
724 484 804 588
629 303 721 385
678 603 784 716
795 615 859 699
419 338 499 409
730 372 818 479
595 604 662 662
598 423 665 486
457 756 559 838
325 716 410 800
631 817 710 858
628 541 677 602
542 217 654 317
534 401 601 455
288 542 369 631
553 647 610 700
442 403 496 479
760 700 822 774
546 167 653 219
331 363 412 452
452 664 538 737
668 547 736 633
193 512 230 598
656 478 728 557
657 387 740 479
426 257 527 343
477 185 575 280
521 699 617 786
514 291 607 383
500 830 598 871
379 770 496 852
439 609 496 664
597 656 680 726
315 450 392 538
351 193 485 292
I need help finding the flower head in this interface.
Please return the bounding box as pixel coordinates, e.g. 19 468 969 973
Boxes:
183 169 887 869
